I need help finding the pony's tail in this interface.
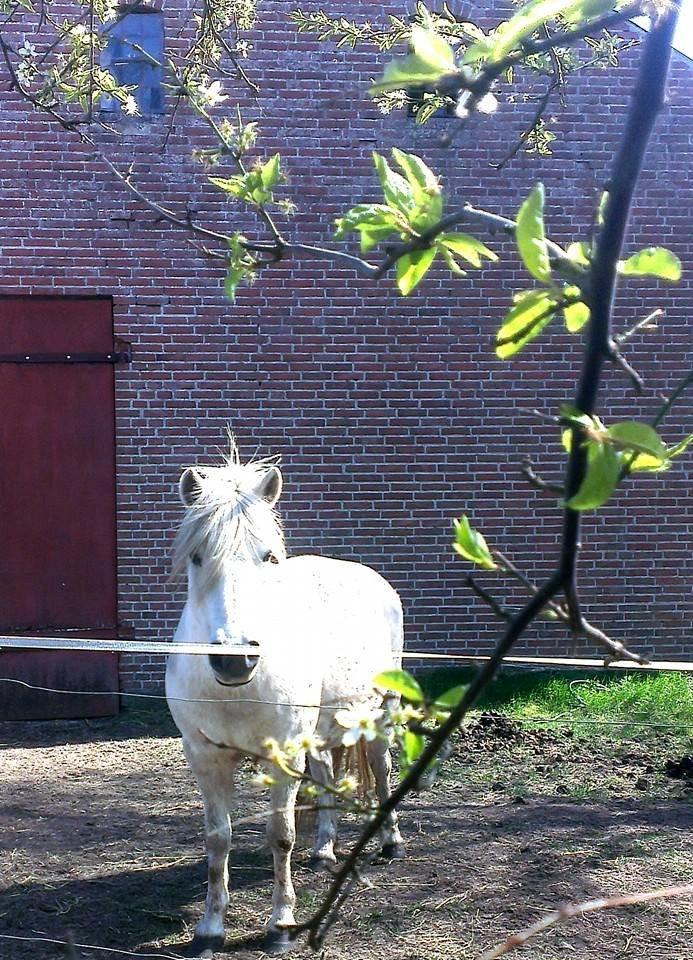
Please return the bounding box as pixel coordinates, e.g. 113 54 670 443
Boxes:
332 741 375 802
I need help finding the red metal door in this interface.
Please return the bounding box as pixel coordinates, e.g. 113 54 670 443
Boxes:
0 296 120 719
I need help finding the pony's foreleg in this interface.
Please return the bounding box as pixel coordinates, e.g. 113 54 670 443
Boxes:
366 737 405 860
307 750 338 868
264 769 301 950
183 742 238 952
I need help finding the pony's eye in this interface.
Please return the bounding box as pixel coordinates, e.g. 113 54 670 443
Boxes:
191 553 202 567
264 551 279 564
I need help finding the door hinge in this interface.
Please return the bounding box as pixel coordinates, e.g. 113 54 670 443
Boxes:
0 338 132 365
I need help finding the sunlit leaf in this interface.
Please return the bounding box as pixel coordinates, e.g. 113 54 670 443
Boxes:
495 289 558 358
666 433 693 459
434 685 467 710
373 669 425 703
515 184 551 282
259 153 281 189
371 25 456 93
606 421 667 461
452 515 496 569
618 247 682 282
439 233 498 268
562 288 590 333
462 0 608 65
391 149 443 227
210 175 247 198
335 203 404 250
403 729 425 763
566 241 591 265
391 148 439 197
559 404 603 432
396 247 436 295
373 152 415 215
439 244 467 276
566 442 620 511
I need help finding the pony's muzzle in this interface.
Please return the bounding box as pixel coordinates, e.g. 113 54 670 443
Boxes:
208 640 260 687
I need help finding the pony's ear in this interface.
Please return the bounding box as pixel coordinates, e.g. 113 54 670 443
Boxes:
179 468 205 507
255 466 283 506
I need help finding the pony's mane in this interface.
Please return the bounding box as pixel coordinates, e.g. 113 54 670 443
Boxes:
171 439 286 590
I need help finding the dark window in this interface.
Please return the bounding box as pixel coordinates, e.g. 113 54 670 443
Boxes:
101 4 164 117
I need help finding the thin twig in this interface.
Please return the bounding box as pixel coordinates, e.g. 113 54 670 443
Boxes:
478 882 693 960
466 575 512 621
490 79 559 171
520 457 564 495
614 307 663 344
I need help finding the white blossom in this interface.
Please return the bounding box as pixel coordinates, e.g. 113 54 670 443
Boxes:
122 95 139 116
284 731 325 760
250 771 276 789
198 79 228 108
334 707 383 746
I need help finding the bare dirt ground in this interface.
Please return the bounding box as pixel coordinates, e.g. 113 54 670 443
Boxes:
0 706 691 960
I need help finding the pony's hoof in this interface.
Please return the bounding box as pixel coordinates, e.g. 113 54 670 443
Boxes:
262 928 295 955
189 933 225 958
380 841 406 861
308 855 337 873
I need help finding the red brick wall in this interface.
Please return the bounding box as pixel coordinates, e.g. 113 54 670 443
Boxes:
1 3 691 691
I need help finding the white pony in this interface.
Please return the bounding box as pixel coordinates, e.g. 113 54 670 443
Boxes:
165 441 404 954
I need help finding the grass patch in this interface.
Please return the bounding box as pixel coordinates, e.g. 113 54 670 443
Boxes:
419 667 693 741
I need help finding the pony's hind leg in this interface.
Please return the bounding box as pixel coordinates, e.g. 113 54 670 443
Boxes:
366 737 405 860
264 771 301 953
307 750 338 868
183 739 239 954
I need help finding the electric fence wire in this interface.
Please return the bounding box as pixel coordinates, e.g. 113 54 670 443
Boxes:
0 675 692 729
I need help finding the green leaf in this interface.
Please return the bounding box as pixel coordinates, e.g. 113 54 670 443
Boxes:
495 289 558 359
409 25 456 73
559 403 603 433
371 25 456 93
259 153 281 189
563 0 617 24
452 515 496 569
391 148 443 227
434 685 467 710
391 148 439 198
439 244 467 276
515 184 551 282
462 0 602 65
631 433 693 472
618 247 682 282
396 248 436 295
566 241 591 266
209 175 247 199
373 669 425 703
439 233 498 268
335 203 403 250
566 442 620 511
402 730 425 764
224 264 246 301
358 223 399 252
563 294 590 333
606 421 667 461
666 433 693 460
373 152 415 216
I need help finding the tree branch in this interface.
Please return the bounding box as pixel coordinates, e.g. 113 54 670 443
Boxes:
297 16 678 939
478 882 693 960
438 3 644 119
294 572 564 949
372 203 582 283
